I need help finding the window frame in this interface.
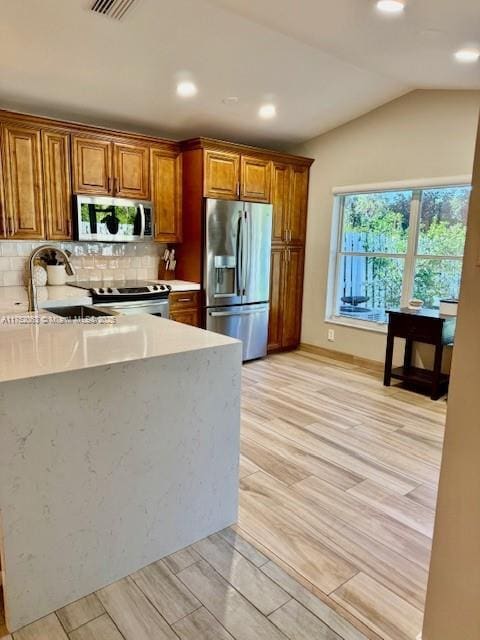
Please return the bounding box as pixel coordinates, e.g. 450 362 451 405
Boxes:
327 180 471 332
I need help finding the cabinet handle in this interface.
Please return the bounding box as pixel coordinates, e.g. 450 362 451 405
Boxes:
67 218 72 238
288 229 292 242
8 216 14 237
114 177 119 194
177 297 193 303
237 181 240 198
108 177 112 192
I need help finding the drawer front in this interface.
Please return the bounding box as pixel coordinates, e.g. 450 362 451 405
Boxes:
170 308 202 328
388 313 442 344
169 290 202 311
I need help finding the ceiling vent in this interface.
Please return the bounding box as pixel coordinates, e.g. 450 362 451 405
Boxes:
90 0 139 21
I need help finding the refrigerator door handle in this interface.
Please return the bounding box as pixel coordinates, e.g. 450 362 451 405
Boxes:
236 212 244 295
208 308 268 318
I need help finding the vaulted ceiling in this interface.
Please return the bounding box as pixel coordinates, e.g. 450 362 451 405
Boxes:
1 0 479 147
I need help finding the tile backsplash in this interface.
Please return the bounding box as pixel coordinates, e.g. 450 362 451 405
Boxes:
0 241 166 286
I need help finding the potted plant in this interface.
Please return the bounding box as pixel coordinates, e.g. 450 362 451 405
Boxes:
42 250 69 286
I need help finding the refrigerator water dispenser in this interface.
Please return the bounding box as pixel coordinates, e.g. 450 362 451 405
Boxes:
214 255 237 298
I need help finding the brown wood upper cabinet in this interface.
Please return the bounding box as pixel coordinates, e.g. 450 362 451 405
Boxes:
114 141 150 199
72 134 150 199
204 149 272 203
1 123 45 239
240 155 271 203
204 150 240 200
42 130 72 240
151 147 182 243
271 161 309 244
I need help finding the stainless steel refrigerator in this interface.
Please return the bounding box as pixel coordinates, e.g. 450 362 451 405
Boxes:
204 198 273 361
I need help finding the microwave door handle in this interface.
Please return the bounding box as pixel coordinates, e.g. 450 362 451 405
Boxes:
138 204 145 238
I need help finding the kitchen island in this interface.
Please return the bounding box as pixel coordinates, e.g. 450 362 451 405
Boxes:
0 313 242 632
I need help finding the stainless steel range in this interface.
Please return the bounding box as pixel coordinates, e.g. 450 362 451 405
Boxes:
70 281 171 317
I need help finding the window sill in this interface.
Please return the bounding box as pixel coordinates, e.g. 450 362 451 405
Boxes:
326 316 388 335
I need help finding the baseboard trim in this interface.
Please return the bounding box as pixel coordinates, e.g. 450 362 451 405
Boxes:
299 343 384 374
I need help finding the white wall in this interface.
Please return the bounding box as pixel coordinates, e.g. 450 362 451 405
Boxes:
293 90 480 362
422 111 480 640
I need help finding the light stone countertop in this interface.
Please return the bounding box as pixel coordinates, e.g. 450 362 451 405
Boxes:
150 279 201 291
0 313 239 384
0 281 201 313
0 285 92 312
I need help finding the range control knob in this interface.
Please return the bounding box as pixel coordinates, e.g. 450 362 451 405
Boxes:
107 288 113 293
98 288 104 294
153 285 159 290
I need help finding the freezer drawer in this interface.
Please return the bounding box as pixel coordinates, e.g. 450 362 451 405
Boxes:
206 303 269 361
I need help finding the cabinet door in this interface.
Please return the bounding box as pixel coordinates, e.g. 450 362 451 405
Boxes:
114 141 150 199
2 124 45 239
267 246 285 352
281 246 304 349
287 164 309 244
151 148 182 242
241 156 271 203
204 150 240 200
271 163 290 243
72 135 112 195
42 130 72 240
170 308 202 327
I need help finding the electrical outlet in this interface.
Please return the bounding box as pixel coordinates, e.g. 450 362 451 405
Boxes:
328 329 335 342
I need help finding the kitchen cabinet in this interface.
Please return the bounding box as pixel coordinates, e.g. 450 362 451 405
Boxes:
240 155 271 203
72 134 112 195
281 246 305 348
288 164 309 244
72 134 150 198
271 162 290 243
267 246 304 351
204 150 240 200
271 162 309 244
114 141 150 199
1 123 45 239
42 130 72 240
204 150 271 203
170 307 201 327
169 290 202 328
151 147 182 242
267 246 285 351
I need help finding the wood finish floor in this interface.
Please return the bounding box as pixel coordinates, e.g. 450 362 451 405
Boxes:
0 349 445 640
238 350 446 640
2 528 369 640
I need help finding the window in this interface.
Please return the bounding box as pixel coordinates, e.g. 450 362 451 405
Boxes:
330 184 471 327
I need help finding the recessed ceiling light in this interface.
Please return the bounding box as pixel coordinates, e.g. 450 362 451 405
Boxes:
454 48 480 63
223 96 240 105
176 81 198 98
259 104 277 119
376 0 405 14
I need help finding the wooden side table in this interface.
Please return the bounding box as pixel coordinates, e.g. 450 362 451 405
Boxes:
384 308 456 400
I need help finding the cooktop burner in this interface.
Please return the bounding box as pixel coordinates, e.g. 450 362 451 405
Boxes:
70 280 170 302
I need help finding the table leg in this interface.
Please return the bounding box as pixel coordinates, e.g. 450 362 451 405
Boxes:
404 338 413 371
431 344 444 400
384 333 394 387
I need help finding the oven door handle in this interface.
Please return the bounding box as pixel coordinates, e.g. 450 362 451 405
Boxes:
138 203 146 239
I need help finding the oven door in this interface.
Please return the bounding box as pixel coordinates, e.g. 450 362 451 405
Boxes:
97 300 170 318
75 196 153 242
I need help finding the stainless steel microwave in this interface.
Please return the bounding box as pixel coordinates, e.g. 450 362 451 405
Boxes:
74 195 154 242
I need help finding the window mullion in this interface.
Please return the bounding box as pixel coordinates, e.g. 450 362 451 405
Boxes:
402 190 421 306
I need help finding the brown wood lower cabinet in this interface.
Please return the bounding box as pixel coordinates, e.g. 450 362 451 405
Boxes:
268 245 304 352
169 290 202 328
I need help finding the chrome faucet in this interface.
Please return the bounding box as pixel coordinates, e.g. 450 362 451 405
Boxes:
26 245 75 312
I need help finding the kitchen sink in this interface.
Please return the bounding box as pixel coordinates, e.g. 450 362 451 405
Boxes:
43 305 113 319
